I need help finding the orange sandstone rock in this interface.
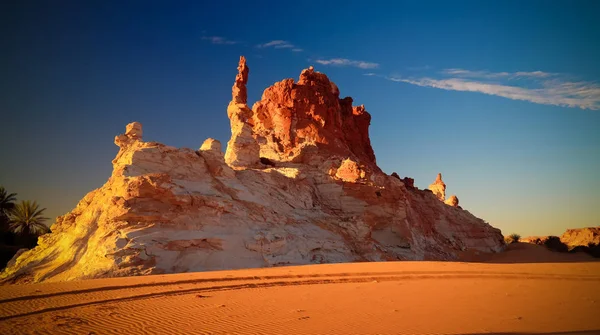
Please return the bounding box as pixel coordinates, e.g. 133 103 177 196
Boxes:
560 227 600 249
250 66 377 171
445 195 459 207
0 57 504 284
429 173 446 201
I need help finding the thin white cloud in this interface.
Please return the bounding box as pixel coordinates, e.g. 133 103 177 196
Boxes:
257 40 295 49
442 68 556 79
201 36 237 45
315 58 379 69
387 75 600 110
292 48 303 52
514 71 554 78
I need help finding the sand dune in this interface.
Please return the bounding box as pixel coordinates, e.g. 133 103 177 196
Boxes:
1 244 599 335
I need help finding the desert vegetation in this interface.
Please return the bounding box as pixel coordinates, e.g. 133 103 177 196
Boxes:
0 186 51 268
504 233 521 244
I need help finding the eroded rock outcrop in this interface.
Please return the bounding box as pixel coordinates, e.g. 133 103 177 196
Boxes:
1 58 505 284
401 177 415 189
429 173 446 202
560 227 600 249
249 66 377 173
445 195 459 207
521 227 600 257
224 56 260 168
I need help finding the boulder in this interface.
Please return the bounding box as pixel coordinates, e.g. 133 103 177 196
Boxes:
445 195 459 207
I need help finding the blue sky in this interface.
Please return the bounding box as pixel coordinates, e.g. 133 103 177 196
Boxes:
1 1 599 236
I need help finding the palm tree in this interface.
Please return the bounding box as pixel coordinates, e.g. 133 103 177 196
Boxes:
9 200 50 236
0 186 17 232
0 186 17 216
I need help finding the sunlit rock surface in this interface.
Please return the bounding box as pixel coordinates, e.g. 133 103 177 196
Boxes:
445 195 459 207
560 227 600 249
1 58 505 283
428 173 446 202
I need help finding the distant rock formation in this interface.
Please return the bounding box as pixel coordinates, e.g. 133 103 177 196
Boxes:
0 58 505 283
561 227 600 249
445 195 459 207
521 227 600 257
428 173 446 202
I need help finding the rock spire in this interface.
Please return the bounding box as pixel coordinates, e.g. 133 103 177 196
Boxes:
232 56 249 104
428 173 446 202
224 56 260 168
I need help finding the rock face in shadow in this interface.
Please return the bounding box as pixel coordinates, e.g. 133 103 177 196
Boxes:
0 58 505 283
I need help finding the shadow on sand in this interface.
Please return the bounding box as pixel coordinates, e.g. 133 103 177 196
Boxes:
462 242 600 264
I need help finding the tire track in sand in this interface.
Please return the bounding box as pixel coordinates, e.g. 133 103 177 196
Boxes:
1 270 598 322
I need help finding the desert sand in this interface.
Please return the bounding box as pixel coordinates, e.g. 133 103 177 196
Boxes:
1 243 599 335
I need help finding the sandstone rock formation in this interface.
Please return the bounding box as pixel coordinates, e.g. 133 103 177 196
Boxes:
390 173 414 189
560 227 600 249
521 227 600 257
445 195 459 207
232 56 249 104
428 173 446 201
0 58 505 283
249 66 377 173
224 56 260 168
401 177 415 189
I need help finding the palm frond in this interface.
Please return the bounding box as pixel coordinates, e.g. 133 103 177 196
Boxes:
0 186 17 214
9 200 50 236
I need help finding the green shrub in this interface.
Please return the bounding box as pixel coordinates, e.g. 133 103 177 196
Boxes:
504 233 521 244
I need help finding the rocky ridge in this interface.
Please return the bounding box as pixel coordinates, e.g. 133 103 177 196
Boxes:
1 57 504 283
520 227 600 257
560 227 600 249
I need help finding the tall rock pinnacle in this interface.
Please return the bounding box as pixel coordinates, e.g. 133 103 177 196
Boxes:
225 56 260 168
429 173 446 201
232 56 249 104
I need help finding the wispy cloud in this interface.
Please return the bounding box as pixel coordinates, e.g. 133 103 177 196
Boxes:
315 58 379 69
292 48 303 52
442 68 556 79
257 40 296 49
387 74 600 110
514 71 554 78
201 36 238 45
